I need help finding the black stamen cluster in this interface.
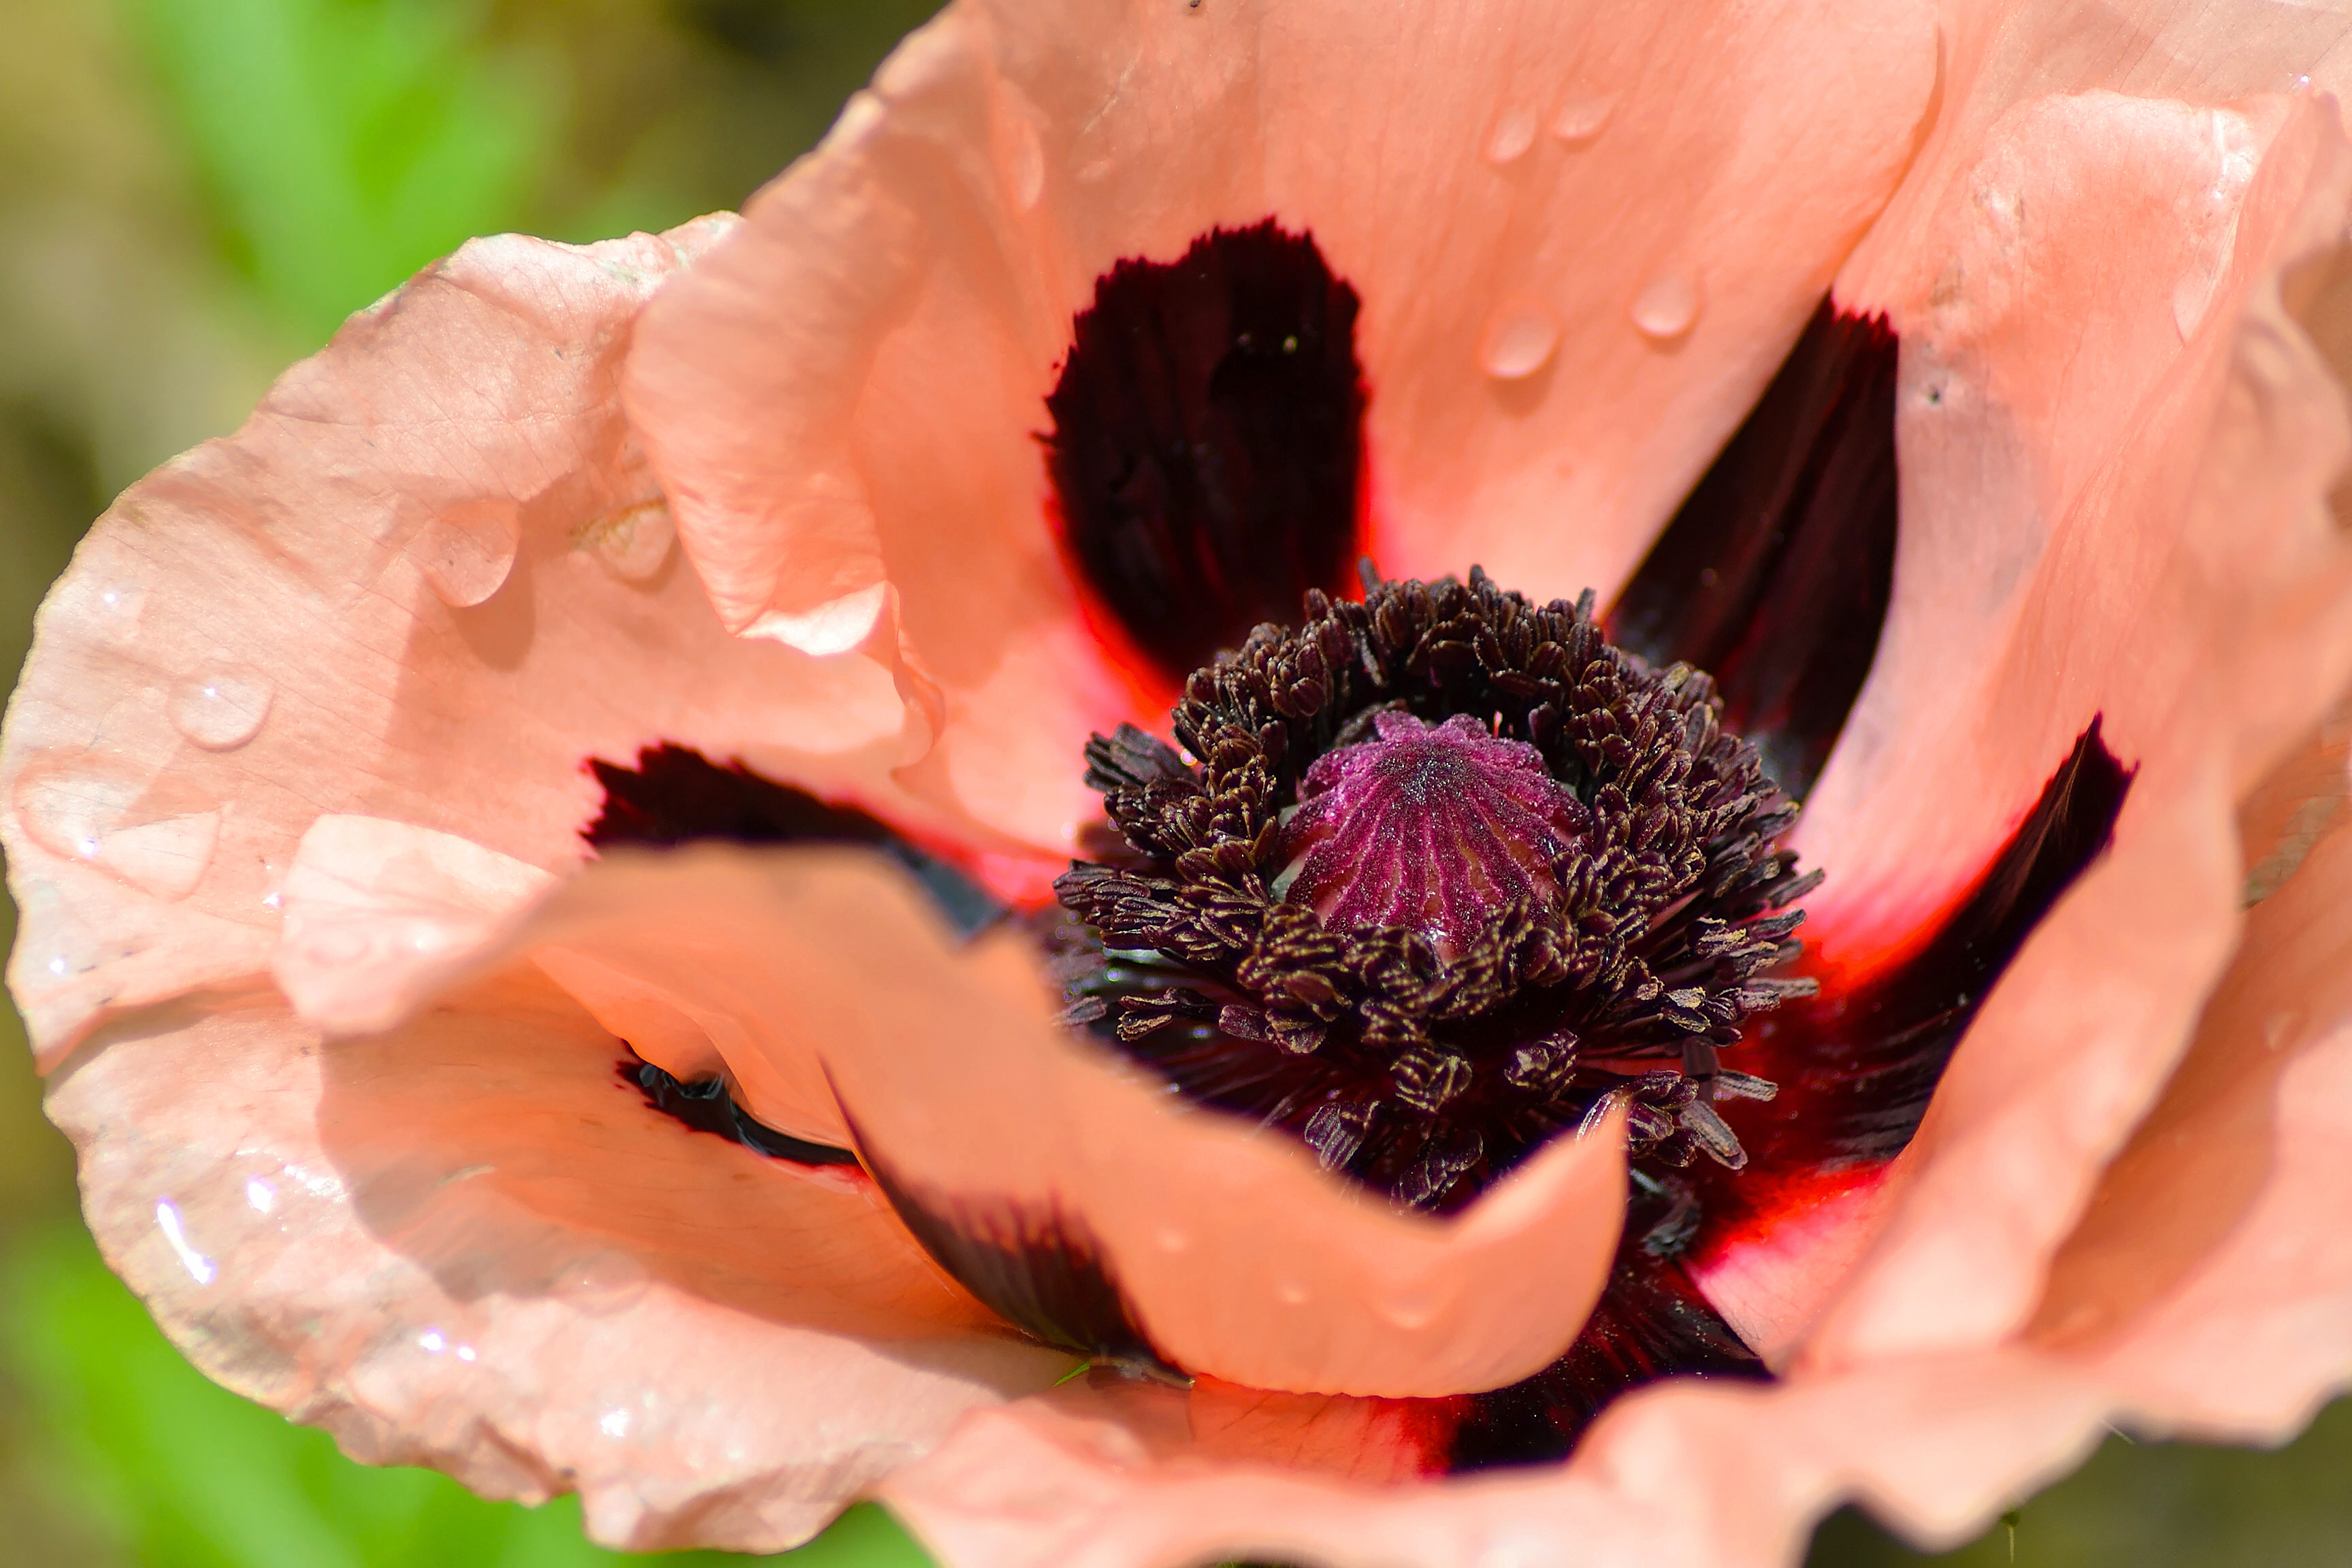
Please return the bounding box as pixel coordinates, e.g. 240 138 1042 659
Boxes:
1051 569 1816 1211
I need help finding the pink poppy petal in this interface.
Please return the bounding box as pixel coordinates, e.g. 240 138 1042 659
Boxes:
2235 691 2352 900
2032 808 2352 1436
48 977 1066 1554
356 842 1630 1397
1 220 921 1068
881 1349 2119 1568
625 0 1939 853
272 814 558 1033
1705 87 2352 1365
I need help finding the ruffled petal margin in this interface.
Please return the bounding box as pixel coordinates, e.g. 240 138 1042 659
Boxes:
878 806 2352 1568
47 975 1066 1553
1 220 921 1068
1700 75 2352 1374
284 836 1631 1401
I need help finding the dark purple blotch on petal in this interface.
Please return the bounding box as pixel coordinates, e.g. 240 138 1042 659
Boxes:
1046 220 1365 681
1609 301 1899 799
1708 717 2135 1190
859 1147 1186 1384
1440 719 2131 1467
619 1055 862 1166
585 742 999 935
585 745 996 1160
1446 1179 1765 1471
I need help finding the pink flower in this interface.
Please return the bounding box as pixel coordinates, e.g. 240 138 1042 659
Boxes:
10 2 2352 1565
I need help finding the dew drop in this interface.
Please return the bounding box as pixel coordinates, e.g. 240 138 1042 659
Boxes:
2172 275 2217 342
1631 271 1703 341
169 668 274 751
1008 116 1045 212
1550 92 1615 146
1479 308 1560 380
1477 1532 1560 1568
46 574 150 640
13 754 220 900
574 499 675 584
559 1250 650 1316
14 878 105 983
1484 105 1537 165
155 1198 216 1286
417 499 521 607
2172 111 2257 343
1383 1289 1442 1330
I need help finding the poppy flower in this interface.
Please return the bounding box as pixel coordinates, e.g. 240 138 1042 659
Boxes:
10 1 2352 1565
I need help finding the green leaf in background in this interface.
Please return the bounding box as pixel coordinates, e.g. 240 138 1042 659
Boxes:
2 1222 936 1567
128 0 553 342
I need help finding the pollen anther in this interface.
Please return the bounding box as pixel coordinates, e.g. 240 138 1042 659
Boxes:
1053 568 1814 1211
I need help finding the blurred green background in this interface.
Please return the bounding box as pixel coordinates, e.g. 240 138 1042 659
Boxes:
0 2 2347 1563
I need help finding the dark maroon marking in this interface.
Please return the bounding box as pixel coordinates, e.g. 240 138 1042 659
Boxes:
585 743 999 936
1045 220 1365 681
1447 1190 1765 1470
1443 719 2129 1467
620 1056 862 1166
863 1159 1182 1382
1701 719 2134 1207
1607 301 1899 800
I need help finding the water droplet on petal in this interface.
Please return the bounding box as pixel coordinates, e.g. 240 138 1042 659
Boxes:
1484 106 1537 165
1631 271 1703 341
2173 110 2257 342
1008 116 1045 212
1383 1288 1441 1330
2172 275 2217 342
245 1177 278 1213
155 1198 216 1286
14 754 220 899
1551 92 1615 146
97 813 220 900
417 499 521 607
169 668 274 751
14 877 105 981
574 499 675 583
1479 308 1561 380
1477 1531 1561 1568
559 1250 650 1316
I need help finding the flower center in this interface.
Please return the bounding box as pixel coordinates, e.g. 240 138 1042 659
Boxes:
1279 710 1587 957
1052 569 1817 1212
